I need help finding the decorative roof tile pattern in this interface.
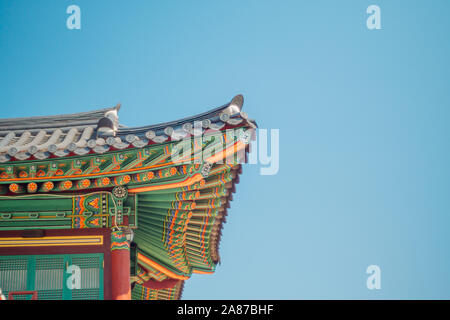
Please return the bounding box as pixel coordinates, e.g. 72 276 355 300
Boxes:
0 95 255 163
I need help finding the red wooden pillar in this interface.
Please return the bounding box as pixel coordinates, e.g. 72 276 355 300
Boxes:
111 230 131 300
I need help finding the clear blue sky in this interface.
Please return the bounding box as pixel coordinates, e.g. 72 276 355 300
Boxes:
1 0 449 299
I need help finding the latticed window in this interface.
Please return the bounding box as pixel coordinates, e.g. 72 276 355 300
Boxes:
71 255 103 300
35 255 65 299
0 258 28 297
0 253 104 300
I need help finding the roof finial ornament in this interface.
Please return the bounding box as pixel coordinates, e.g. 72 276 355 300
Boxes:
219 94 244 120
228 94 244 114
97 103 120 138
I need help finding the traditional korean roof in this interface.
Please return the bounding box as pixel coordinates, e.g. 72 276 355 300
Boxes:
0 95 253 162
0 95 256 300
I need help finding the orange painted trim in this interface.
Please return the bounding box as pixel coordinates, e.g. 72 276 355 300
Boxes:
137 253 190 280
128 173 203 194
0 235 103 247
192 269 215 275
205 141 246 163
128 142 244 194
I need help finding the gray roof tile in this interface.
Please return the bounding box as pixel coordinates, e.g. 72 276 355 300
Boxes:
0 95 255 162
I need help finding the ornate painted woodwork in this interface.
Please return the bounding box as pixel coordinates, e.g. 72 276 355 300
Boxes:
0 95 256 300
0 191 137 230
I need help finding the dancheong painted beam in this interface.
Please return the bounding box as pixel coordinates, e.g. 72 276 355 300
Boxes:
0 95 257 300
